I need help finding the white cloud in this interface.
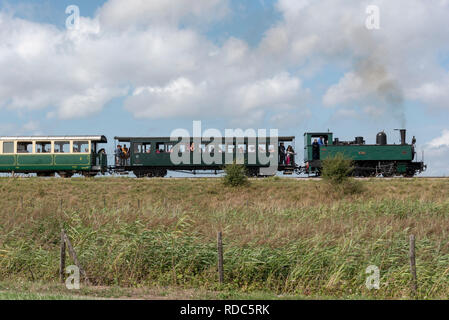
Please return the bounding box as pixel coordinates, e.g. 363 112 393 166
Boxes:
98 0 229 30
262 0 449 123
125 72 309 122
422 129 449 176
427 129 449 149
1 0 449 128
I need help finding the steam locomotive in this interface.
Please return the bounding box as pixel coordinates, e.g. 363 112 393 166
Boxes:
303 129 426 177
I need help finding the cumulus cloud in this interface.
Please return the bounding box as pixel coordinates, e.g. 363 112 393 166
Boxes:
98 0 229 30
0 120 41 136
1 0 449 129
263 0 449 124
0 0 312 125
422 130 449 176
125 72 309 124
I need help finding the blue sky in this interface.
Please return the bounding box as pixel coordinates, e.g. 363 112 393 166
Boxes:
1 0 449 175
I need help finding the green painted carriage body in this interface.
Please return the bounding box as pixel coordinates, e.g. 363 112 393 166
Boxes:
0 136 108 174
0 154 92 172
118 137 288 168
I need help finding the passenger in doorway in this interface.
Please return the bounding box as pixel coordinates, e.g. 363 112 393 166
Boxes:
279 142 286 165
318 136 325 146
286 145 296 165
115 145 122 166
312 139 320 160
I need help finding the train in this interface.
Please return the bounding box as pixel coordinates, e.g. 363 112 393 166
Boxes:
0 129 426 178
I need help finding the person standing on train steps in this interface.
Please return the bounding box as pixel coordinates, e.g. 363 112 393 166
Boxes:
312 139 320 160
115 145 122 166
279 142 286 165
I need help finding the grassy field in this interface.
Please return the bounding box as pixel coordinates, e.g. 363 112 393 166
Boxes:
0 177 449 299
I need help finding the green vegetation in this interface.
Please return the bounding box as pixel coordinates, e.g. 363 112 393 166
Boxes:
0 177 449 299
321 153 363 195
321 153 353 184
223 163 249 187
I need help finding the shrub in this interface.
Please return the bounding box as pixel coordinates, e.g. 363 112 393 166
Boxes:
321 153 354 185
223 163 249 187
321 153 363 195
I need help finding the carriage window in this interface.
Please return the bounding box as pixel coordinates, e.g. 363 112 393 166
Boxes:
36 142 51 153
17 142 33 153
3 142 14 154
166 144 174 153
135 143 152 153
54 141 70 153
258 144 266 152
156 143 165 153
73 141 89 153
207 144 216 153
227 144 235 153
248 144 256 153
237 144 246 154
269 145 275 153
199 144 206 153
218 144 226 153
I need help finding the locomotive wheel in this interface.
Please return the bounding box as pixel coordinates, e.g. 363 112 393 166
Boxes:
134 171 146 178
156 169 167 177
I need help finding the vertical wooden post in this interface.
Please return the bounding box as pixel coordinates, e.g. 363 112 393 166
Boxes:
60 229 66 283
138 199 141 210
60 199 63 212
103 196 106 208
409 234 418 296
217 231 224 284
21 196 24 210
60 229 91 286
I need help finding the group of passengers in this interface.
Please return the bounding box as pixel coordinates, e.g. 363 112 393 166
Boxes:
115 144 130 166
278 143 296 166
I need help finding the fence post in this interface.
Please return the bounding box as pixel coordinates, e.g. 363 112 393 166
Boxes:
409 234 418 297
61 229 91 286
217 231 224 284
60 229 66 283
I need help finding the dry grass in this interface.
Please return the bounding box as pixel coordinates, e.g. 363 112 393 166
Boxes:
1 177 449 299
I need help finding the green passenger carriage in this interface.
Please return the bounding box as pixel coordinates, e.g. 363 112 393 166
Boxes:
114 136 297 177
0 136 108 177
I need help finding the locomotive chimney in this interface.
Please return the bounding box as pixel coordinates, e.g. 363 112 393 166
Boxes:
400 129 406 145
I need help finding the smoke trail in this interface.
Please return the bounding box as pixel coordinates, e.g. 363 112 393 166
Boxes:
354 56 406 128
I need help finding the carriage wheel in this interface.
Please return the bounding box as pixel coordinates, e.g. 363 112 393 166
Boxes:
58 172 73 178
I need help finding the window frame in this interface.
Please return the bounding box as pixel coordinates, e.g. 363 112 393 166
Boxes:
35 141 52 154
17 141 34 154
72 141 90 154
54 141 71 154
2 141 14 154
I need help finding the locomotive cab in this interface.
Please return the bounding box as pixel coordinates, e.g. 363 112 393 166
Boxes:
303 132 333 175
